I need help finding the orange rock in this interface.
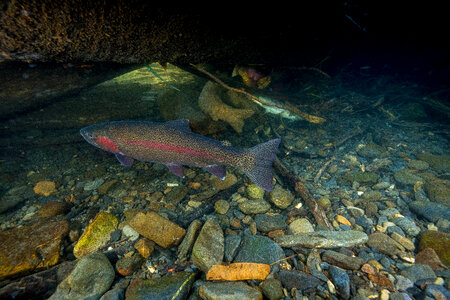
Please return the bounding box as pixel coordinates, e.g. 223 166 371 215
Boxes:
189 182 201 189
33 181 57 196
368 273 392 287
336 215 351 226
0 220 69 280
135 238 155 258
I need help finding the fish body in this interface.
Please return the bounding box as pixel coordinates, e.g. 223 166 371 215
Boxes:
80 119 280 191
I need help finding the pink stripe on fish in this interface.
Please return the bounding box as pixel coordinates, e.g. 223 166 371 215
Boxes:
124 140 222 160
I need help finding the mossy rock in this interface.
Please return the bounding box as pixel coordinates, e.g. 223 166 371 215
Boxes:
419 230 450 267
394 169 423 185
246 184 265 199
424 180 450 206
417 153 450 173
357 143 389 158
338 171 379 186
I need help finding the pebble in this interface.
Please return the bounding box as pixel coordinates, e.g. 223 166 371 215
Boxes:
288 217 314 234
177 219 202 262
134 238 155 259
347 206 365 218
425 284 450 300
367 232 400 256
322 250 364 270
329 265 351 300
394 275 414 291
416 152 450 173
277 270 322 292
210 173 237 190
73 211 119 258
238 199 271 214
116 254 143 276
254 214 286 232
38 201 67 218
317 196 331 211
268 185 294 209
33 181 57 196
122 224 139 241
373 181 390 190
400 264 436 282
394 169 423 185
393 217 420 237
224 234 241 262
98 179 118 194
199 281 262 300
234 235 285 272
415 248 444 270
126 272 196 300
407 159 429 170
259 278 284 300
363 191 382 201
214 199 230 214
390 232 415 251
83 178 105 191
49 252 114 300
129 211 185 248
191 218 224 272
336 215 351 226
275 230 368 248
409 200 450 222
424 180 450 206
246 183 265 199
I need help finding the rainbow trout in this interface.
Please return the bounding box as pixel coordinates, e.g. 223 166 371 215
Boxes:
80 119 280 191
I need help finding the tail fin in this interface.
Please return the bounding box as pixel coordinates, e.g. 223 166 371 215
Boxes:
245 138 281 191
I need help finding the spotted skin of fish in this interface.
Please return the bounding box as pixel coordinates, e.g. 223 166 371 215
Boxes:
80 119 280 191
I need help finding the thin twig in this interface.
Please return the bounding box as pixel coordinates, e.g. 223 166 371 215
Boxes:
314 156 336 183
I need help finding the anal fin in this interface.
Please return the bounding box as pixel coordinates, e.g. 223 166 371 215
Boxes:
166 164 185 178
203 165 226 180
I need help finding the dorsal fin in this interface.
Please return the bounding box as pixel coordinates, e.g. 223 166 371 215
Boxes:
164 119 192 133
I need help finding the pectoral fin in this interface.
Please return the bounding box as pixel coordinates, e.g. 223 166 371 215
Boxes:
115 153 134 167
166 164 185 178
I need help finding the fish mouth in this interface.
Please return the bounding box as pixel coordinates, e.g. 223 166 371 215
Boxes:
80 127 99 148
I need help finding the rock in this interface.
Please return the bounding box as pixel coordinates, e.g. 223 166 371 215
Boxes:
0 220 69 280
49 252 114 300
129 211 186 248
176 219 202 262
238 199 271 214
336 215 352 226
306 249 328 282
339 171 379 186
424 180 450 206
199 281 262 300
394 275 413 291
373 181 391 190
122 224 139 241
415 248 445 270
268 185 294 209
277 270 322 292
357 143 389 158
408 159 429 170
347 206 365 218
329 265 351 300
288 218 314 234
390 232 415 251
192 218 224 272
99 287 125 300
254 214 286 232
0 186 32 213
393 217 420 237
165 186 189 205
224 234 241 262
73 211 119 258
416 153 450 173
409 200 450 222
274 230 368 248
33 181 57 196
317 196 331 211
134 238 155 259
418 230 450 267
363 191 382 201
234 235 285 272
211 173 238 191
425 284 450 300
400 264 436 282
198 81 254 133
125 272 196 300
116 254 143 276
246 184 265 199
38 201 68 218
367 232 400 256
214 199 230 214
394 169 423 185
259 278 284 300
98 179 118 194
322 250 364 270
83 178 105 191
